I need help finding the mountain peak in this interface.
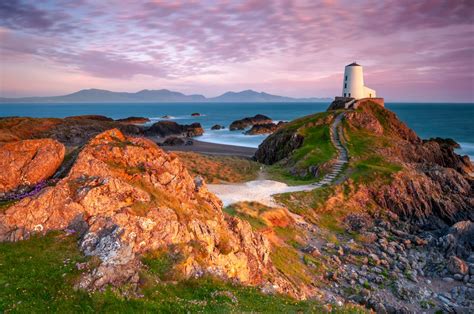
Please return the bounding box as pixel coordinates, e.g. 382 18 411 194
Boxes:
0 88 331 103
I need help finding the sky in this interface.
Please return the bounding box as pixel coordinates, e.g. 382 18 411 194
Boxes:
0 0 473 102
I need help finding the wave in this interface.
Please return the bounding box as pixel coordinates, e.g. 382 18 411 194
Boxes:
149 115 188 120
455 142 474 160
458 142 474 150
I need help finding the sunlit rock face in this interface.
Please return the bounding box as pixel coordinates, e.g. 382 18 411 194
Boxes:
0 138 65 196
0 129 289 294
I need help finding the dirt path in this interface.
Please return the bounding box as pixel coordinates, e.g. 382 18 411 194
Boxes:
208 113 349 206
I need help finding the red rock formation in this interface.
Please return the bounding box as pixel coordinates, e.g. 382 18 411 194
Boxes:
0 129 294 295
0 139 65 195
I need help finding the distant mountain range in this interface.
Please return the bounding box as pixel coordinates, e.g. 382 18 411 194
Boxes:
0 89 331 103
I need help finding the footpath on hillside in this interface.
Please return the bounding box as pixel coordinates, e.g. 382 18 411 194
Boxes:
208 113 349 207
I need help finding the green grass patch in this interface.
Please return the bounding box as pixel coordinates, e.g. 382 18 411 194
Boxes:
350 156 402 184
142 247 182 280
292 125 336 169
274 186 336 219
271 246 312 286
343 119 402 185
264 111 338 182
0 232 352 313
224 204 267 230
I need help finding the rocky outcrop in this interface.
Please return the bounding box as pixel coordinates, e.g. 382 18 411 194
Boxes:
160 137 194 146
0 129 285 294
245 123 278 135
0 139 65 196
229 114 272 130
116 117 150 124
374 167 473 228
145 121 204 137
191 113 201 117
254 130 304 164
65 115 114 121
0 117 143 147
211 124 225 130
343 102 473 228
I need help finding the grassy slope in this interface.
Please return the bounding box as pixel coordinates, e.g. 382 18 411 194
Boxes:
0 232 333 313
174 152 260 183
223 202 338 293
266 112 337 184
274 102 404 236
343 105 403 185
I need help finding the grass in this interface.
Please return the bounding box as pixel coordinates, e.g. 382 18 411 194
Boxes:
343 119 402 185
223 202 269 230
292 125 336 169
263 111 338 182
0 231 363 313
271 246 313 286
265 164 321 185
142 247 182 280
174 152 260 184
275 186 336 219
350 156 403 184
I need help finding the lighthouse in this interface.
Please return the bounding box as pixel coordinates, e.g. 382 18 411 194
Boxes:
342 62 376 99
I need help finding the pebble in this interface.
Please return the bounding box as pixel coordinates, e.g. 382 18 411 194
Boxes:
443 277 455 282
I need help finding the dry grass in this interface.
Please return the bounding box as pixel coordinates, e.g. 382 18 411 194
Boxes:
174 152 260 183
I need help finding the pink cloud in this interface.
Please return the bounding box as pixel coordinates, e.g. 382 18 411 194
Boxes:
0 0 473 101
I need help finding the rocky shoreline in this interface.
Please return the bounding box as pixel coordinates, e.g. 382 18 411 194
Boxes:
0 102 472 312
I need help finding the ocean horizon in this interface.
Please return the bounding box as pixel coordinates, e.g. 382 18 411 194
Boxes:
1 102 473 159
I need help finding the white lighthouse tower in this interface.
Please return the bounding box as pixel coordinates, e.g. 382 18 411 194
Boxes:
342 62 376 99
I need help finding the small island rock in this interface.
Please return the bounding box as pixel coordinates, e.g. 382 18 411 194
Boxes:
116 116 151 124
211 124 225 130
229 114 272 130
145 121 204 137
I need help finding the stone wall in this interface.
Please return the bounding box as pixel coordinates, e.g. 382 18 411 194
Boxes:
327 97 384 111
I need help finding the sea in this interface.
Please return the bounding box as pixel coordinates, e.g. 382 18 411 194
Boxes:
0 102 473 159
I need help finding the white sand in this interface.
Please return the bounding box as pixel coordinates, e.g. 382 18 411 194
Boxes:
207 179 314 207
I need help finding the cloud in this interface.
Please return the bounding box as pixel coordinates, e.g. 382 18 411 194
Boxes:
0 0 71 32
0 0 473 101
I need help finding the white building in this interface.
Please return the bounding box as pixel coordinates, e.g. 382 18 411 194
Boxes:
342 62 376 99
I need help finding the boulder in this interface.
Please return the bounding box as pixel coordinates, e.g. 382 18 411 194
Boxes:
244 123 278 135
447 256 469 275
116 117 150 124
211 124 225 130
161 136 185 146
191 113 201 117
229 114 272 131
145 121 204 137
65 115 113 121
0 139 65 195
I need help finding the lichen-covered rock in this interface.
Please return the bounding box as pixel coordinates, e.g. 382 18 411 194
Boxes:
0 138 65 195
0 129 287 295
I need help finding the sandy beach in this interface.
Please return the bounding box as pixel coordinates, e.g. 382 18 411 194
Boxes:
160 139 257 158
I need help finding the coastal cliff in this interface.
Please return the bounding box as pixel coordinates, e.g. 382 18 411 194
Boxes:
0 102 472 312
256 100 473 228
